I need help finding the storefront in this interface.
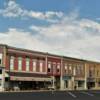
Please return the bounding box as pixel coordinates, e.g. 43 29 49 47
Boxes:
87 78 95 89
9 76 52 90
62 76 72 90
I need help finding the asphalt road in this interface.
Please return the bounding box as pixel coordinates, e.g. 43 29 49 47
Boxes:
0 90 100 100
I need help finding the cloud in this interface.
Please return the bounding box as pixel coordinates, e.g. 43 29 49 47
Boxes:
0 0 63 22
0 28 50 52
30 12 100 61
0 1 100 61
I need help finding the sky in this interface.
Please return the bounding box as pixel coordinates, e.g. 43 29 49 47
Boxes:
0 0 100 61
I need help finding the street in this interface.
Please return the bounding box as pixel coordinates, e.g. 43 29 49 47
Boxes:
0 90 100 100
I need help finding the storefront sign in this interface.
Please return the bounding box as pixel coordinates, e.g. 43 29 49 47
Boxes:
10 76 52 82
62 76 71 80
87 78 95 82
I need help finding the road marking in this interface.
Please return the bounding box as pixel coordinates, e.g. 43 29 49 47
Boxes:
81 92 94 96
67 92 77 98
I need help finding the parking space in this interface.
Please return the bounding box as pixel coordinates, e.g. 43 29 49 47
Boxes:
0 91 100 100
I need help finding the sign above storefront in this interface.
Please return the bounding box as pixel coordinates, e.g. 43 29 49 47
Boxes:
62 76 71 80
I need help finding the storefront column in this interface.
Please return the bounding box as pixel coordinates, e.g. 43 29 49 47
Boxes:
1 68 5 91
71 77 75 90
60 77 65 90
84 79 87 90
84 63 87 90
60 57 64 90
52 76 55 89
95 80 98 90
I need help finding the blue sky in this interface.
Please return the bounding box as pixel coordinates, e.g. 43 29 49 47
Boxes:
0 0 100 61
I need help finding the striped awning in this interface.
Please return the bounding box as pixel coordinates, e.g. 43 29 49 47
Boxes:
10 76 52 82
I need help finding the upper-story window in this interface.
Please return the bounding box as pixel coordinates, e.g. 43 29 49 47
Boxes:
26 58 30 71
73 65 76 76
75 64 84 75
18 57 22 71
64 64 68 73
68 64 72 74
57 63 60 73
69 64 72 70
97 70 99 77
10 56 14 70
33 59 37 72
39 61 43 72
48 62 51 72
0 53 2 65
53 62 56 74
89 66 94 77
77 65 80 75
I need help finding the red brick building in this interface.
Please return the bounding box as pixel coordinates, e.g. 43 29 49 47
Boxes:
0 44 100 91
0 44 62 91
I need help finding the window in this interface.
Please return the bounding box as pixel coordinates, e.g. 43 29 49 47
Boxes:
48 62 51 72
69 65 72 70
68 64 72 74
0 69 2 74
53 62 56 74
73 66 76 76
40 61 43 72
0 79 1 86
89 66 94 77
77 65 81 75
0 60 1 65
75 64 84 75
10 56 14 70
0 53 2 65
97 70 99 77
65 64 68 73
33 60 37 72
57 63 60 73
18 57 22 71
26 58 30 71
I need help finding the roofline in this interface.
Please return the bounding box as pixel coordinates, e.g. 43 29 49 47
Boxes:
0 44 100 63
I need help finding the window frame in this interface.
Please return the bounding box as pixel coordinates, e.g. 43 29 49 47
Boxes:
10 56 14 70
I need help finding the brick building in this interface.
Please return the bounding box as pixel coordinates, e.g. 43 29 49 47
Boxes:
0 44 100 91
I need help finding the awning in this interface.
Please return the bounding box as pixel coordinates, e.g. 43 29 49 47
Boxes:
10 76 52 82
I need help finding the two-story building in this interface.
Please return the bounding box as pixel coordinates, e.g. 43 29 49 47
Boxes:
0 44 100 91
0 44 53 91
60 57 85 90
85 61 100 90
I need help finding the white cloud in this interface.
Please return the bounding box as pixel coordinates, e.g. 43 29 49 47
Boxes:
0 0 63 22
30 11 100 61
0 1 100 61
0 28 50 52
